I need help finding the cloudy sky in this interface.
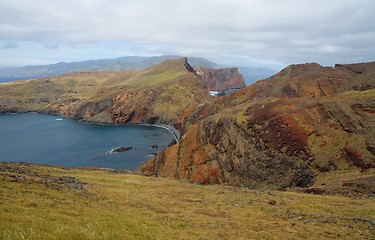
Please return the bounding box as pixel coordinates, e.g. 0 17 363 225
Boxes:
0 0 374 70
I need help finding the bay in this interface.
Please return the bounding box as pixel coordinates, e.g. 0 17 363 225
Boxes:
0 113 174 169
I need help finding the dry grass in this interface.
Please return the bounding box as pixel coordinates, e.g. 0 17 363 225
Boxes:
1 163 374 239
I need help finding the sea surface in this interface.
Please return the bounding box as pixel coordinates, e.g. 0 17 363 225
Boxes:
0 76 31 82
0 113 174 169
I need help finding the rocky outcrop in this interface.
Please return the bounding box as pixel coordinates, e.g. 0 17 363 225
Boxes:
106 146 133 154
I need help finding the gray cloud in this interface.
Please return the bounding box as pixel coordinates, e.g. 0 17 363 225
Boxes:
0 0 374 69
1 42 18 49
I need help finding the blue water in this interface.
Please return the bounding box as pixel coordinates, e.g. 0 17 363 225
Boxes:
0 113 174 169
0 77 31 82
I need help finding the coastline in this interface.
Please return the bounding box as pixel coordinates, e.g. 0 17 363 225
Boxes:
132 123 180 142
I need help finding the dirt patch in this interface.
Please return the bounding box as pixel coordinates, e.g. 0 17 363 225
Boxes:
0 162 86 191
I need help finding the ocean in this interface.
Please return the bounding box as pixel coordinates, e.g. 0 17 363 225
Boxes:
0 113 174 169
0 77 32 82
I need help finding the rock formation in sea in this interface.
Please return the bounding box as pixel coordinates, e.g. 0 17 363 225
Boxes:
106 146 134 155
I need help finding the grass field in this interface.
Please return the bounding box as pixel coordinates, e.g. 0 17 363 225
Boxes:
0 162 374 239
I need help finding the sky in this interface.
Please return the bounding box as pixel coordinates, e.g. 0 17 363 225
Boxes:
0 0 374 70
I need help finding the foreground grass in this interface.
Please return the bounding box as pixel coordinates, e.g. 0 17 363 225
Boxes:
0 163 374 239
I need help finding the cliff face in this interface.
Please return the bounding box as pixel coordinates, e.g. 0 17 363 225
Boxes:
138 61 375 190
195 67 245 90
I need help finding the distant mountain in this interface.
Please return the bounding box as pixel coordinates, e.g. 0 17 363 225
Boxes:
0 54 277 85
237 66 277 85
0 55 218 82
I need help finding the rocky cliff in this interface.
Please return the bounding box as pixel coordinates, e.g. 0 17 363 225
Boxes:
138 61 375 192
195 67 246 90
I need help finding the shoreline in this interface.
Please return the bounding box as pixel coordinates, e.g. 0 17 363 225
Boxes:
132 123 180 142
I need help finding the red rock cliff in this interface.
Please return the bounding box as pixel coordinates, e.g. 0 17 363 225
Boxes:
195 67 245 90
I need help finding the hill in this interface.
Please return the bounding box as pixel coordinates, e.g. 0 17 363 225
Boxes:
0 58 244 130
0 55 217 82
138 61 375 193
0 162 374 239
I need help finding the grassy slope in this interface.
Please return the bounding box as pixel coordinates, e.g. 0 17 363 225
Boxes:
0 72 129 111
0 58 189 104
1 162 374 240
